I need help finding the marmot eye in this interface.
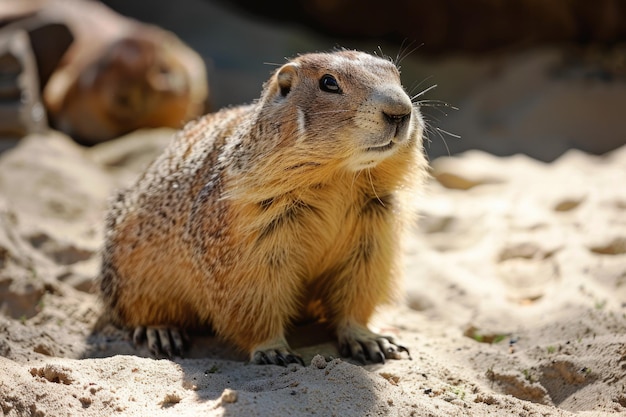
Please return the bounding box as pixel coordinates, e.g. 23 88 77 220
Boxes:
319 74 341 94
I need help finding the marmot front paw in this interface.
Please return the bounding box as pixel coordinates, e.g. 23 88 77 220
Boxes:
338 324 411 364
132 326 187 358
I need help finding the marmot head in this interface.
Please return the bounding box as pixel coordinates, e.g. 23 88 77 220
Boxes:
257 50 423 171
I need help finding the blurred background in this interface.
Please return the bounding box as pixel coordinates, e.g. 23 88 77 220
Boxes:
2 0 626 160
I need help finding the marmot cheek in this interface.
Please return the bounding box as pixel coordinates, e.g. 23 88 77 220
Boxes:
295 107 306 143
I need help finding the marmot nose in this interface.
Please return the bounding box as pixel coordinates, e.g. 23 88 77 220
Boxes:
383 110 411 126
380 90 413 127
380 93 413 143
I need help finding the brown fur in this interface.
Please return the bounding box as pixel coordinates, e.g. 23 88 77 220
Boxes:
100 50 427 364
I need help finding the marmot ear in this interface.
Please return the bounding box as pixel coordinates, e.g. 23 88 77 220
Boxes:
276 63 299 97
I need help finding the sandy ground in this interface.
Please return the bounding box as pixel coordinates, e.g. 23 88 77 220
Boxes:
0 128 625 416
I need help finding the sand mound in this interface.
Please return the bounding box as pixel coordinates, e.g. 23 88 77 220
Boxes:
0 131 624 416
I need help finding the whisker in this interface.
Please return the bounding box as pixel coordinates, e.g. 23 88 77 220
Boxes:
425 122 461 156
411 84 438 100
395 41 423 67
435 128 452 157
424 122 451 156
376 45 386 60
408 76 435 97
421 113 443 126
419 105 455 118
415 100 459 111
436 127 461 139
366 168 384 206
394 40 406 64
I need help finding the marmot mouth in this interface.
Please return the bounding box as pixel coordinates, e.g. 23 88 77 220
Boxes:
367 141 394 152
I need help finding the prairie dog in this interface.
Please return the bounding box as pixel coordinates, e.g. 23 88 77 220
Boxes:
100 50 427 365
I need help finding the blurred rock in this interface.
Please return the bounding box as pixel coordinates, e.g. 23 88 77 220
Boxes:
0 26 48 147
0 0 209 145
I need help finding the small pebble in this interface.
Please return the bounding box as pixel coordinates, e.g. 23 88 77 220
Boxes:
310 354 327 369
221 388 238 404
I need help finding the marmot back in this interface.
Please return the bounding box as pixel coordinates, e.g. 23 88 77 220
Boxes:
100 50 428 365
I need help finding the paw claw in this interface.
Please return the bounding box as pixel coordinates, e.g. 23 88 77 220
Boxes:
146 328 160 356
158 328 174 358
132 326 146 347
253 351 270 364
170 330 186 358
338 325 410 364
354 352 367 364
288 354 305 366
251 345 304 366
134 326 186 358
339 343 350 357
397 345 412 360
274 352 287 366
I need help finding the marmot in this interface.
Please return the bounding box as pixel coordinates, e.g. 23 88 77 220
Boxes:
100 50 427 365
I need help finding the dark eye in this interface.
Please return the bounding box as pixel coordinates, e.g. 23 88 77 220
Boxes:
319 74 341 94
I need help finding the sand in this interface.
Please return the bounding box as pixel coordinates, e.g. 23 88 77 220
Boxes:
0 128 625 416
